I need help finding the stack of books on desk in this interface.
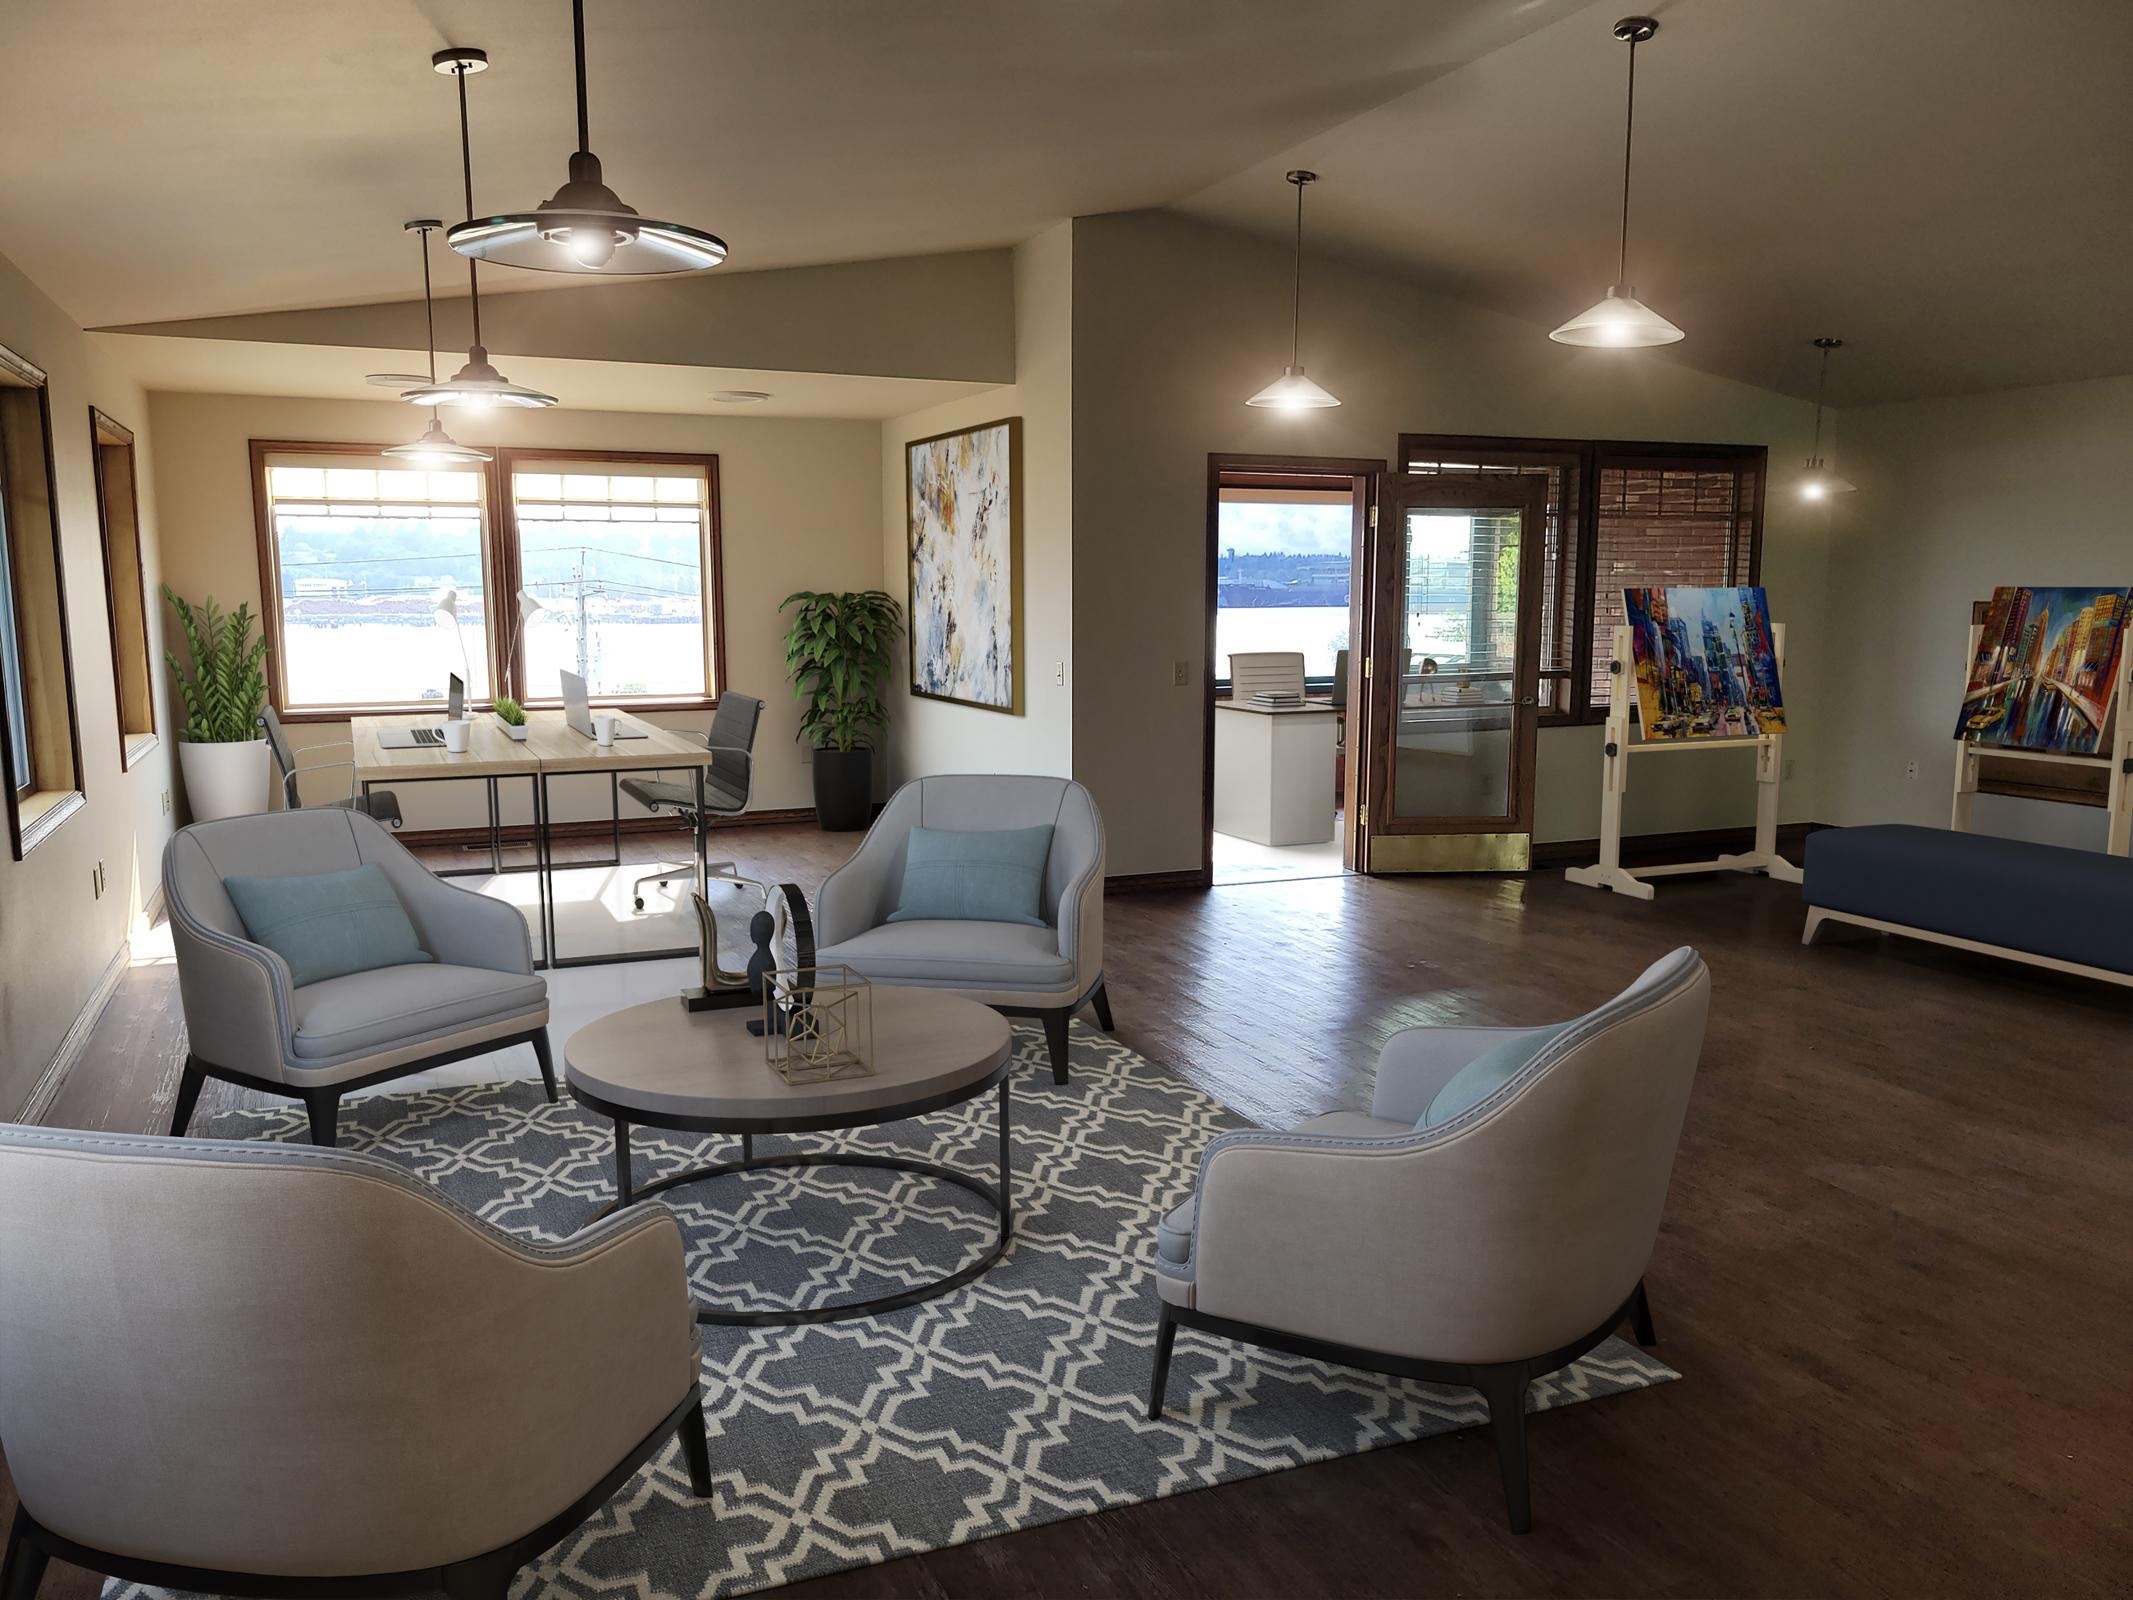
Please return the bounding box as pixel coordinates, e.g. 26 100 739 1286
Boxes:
1247 690 1306 708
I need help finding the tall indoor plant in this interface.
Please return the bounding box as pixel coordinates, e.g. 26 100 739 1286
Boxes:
163 586 270 821
781 589 901 830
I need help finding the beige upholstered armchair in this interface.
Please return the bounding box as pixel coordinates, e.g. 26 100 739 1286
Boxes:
1148 947 1711 1532
814 775 1109 1083
0 1124 708 1598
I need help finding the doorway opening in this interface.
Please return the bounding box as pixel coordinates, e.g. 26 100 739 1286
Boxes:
1203 454 1382 887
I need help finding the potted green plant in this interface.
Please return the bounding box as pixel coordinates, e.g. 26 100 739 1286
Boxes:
492 694 529 741
780 589 901 831
162 586 270 821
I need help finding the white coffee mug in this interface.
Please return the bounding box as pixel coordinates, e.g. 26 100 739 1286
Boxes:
592 712 616 747
442 718 471 754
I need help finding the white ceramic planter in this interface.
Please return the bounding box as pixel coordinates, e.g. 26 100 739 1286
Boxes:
178 736 271 822
497 716 528 742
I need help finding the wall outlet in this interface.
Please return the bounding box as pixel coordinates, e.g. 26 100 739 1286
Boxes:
161 789 171 814
1172 660 1190 688
1053 660 1065 686
1783 758 1797 781
1905 758 1919 779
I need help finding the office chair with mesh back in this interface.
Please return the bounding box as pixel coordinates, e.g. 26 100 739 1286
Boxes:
260 708 403 829
623 693 762 911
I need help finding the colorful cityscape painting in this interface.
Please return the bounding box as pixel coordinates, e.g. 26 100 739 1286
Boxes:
1623 586 1787 740
1955 585 2130 754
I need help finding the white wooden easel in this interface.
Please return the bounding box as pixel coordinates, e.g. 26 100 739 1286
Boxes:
1565 622 1802 901
1951 621 2133 856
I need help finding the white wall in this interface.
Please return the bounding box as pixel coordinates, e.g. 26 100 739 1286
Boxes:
0 249 175 1117
1070 210 1832 877
146 392 883 832
879 226 1072 791
1823 373 2133 850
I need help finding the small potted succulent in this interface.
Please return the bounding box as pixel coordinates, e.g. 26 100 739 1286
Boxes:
781 589 901 831
162 586 270 821
492 694 529 741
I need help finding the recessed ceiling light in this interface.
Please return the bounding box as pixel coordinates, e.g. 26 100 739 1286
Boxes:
709 390 772 405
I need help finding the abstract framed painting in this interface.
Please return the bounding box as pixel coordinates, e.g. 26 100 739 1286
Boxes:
906 417 1022 713
1956 585 2131 754
1622 585 1787 740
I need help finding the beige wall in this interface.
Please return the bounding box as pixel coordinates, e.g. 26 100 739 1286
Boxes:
146 392 883 833
1822 373 2133 849
0 249 175 1118
880 227 1071 792
1069 210 1833 877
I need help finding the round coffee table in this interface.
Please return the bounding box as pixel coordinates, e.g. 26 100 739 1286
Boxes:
563 987 1015 1326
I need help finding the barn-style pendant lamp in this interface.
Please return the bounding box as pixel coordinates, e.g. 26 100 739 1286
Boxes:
404 50 559 410
1551 17 1685 348
446 0 727 275
1799 337 1856 500
1247 171 1341 410
384 222 493 466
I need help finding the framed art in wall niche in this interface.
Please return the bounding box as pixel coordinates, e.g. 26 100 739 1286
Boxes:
1622 585 1786 740
906 417 1022 713
1956 585 2130 755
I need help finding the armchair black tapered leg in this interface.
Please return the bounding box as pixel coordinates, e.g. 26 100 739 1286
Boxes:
1474 1367 1533 1534
1627 1278 1657 1346
2 1511 50 1600
1040 1008 1071 1085
530 1026 559 1104
1088 980 1115 1033
302 1088 340 1149
678 1393 714 1498
1146 1303 1179 1420
439 1549 518 1600
168 1055 208 1138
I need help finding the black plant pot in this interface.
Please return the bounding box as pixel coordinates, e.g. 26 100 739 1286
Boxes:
811 747 874 831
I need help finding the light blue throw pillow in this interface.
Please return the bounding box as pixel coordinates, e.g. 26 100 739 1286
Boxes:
224 863 431 988
887 824 1055 928
1420 1024 1569 1130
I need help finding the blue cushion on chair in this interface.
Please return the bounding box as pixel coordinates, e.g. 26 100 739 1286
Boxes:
225 863 432 987
1420 1024 1567 1129
887 825 1054 928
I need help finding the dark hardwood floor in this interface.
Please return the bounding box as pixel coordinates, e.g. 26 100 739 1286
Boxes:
9 821 2130 1598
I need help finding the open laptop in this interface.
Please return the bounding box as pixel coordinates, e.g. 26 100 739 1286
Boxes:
377 674 464 748
561 669 647 739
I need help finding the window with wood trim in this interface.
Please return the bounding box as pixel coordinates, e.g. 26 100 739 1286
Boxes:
1399 435 1764 724
91 408 157 765
250 442 724 719
0 342 85 856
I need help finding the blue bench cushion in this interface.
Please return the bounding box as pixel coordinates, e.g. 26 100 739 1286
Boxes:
1805 824 2133 976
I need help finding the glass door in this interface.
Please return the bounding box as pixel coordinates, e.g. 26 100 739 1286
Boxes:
1357 474 1545 872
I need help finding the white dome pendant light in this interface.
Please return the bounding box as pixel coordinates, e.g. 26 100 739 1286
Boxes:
1551 17 1685 349
1247 171 1341 410
447 0 727 275
384 222 493 466
1799 337 1857 500
404 50 559 410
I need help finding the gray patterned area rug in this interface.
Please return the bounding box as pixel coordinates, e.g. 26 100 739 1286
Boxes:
112 1022 1675 1599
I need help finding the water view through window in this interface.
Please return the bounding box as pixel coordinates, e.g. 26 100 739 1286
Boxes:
1215 490 1351 682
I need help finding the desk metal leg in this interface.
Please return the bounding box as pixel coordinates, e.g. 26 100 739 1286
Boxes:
486 776 502 877
693 767 708 899
611 772 622 866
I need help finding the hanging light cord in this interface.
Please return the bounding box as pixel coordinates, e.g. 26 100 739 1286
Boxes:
1289 177 1306 368
1616 33 1639 286
573 0 592 154
453 60 484 348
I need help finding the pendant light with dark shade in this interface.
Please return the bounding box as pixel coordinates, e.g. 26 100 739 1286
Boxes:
1247 171 1340 411
1799 338 1856 500
403 49 559 410
384 221 493 466
446 0 727 275
1550 17 1684 348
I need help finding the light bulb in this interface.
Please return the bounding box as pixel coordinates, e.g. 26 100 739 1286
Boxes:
1801 479 1827 502
559 227 617 268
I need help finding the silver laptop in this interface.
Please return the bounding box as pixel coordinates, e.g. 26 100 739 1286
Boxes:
377 674 464 749
560 668 647 738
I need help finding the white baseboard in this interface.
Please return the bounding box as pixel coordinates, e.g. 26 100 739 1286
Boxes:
16 883 164 1125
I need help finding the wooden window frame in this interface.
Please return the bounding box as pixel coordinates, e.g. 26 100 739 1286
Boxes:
91 407 158 768
1398 434 1766 726
0 340 86 858
493 446 726 712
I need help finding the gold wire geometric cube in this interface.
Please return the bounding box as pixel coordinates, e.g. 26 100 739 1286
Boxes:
764 964 875 1084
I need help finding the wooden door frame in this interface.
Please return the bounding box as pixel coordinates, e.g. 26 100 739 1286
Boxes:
1359 473 1547 867
1202 453 1386 889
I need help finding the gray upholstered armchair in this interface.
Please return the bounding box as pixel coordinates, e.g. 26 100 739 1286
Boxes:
0 1124 708 1598
813 775 1108 1084
1148 947 1711 1532
165 808 551 1147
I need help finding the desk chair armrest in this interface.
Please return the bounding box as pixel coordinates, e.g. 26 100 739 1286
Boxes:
168 911 299 1081
1369 1025 1556 1125
285 753 358 808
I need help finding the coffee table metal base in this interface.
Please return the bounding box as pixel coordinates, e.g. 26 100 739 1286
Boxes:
586 1078 1014 1327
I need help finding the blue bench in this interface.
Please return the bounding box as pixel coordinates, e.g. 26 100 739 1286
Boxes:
1802 824 2133 988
